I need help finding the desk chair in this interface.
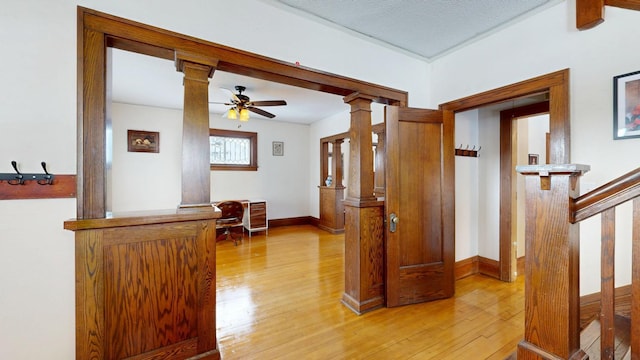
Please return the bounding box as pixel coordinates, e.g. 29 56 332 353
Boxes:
216 201 245 245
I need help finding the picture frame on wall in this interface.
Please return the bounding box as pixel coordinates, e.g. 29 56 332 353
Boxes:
128 130 160 153
528 154 539 165
272 141 284 156
613 70 640 140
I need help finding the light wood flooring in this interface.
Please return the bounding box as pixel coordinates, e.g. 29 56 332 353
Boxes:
216 225 524 359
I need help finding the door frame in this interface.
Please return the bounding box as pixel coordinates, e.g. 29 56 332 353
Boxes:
440 69 570 282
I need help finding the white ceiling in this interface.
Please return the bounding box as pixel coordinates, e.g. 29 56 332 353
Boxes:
269 0 559 60
112 0 560 124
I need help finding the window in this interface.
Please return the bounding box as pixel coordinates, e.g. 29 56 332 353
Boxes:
209 129 258 171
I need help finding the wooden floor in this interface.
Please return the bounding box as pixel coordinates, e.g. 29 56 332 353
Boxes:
216 225 524 360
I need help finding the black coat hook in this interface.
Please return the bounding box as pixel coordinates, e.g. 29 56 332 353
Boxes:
38 162 53 185
9 161 24 185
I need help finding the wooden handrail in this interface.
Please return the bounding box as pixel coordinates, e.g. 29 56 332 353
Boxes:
572 167 640 223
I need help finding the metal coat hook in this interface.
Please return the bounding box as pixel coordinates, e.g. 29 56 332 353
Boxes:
9 161 24 185
38 162 54 185
455 144 481 158
0 161 55 185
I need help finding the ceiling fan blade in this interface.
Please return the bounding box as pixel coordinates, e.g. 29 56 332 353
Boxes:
220 88 241 103
248 100 287 107
247 106 276 118
208 101 234 105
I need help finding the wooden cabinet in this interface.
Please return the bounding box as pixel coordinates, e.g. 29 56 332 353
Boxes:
319 186 345 233
243 200 268 236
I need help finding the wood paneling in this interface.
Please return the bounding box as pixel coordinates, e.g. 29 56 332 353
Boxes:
65 210 220 360
341 203 385 314
319 186 345 233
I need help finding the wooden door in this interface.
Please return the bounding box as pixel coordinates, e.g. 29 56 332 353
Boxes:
385 106 455 307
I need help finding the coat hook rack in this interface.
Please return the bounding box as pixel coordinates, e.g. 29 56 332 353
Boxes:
0 161 55 185
455 144 481 158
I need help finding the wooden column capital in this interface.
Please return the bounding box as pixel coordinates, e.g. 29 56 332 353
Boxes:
175 51 218 77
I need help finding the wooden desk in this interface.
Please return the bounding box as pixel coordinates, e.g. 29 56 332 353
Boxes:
212 200 268 237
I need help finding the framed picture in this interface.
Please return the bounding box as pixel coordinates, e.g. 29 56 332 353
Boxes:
528 154 539 165
613 70 640 140
272 141 284 156
128 130 159 153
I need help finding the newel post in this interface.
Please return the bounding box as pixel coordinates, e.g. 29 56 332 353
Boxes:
516 164 590 360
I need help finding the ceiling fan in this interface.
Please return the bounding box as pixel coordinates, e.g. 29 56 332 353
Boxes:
211 85 287 121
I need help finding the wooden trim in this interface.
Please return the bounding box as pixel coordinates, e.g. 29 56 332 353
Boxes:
517 256 525 277
80 7 408 103
78 6 408 219
64 208 220 231
478 256 500 279
0 175 76 200
320 131 349 143
269 216 314 228
440 69 569 164
573 166 640 222
500 101 550 282
209 129 258 171
577 0 605 30
454 255 501 280
455 256 479 279
441 70 569 283
606 0 640 10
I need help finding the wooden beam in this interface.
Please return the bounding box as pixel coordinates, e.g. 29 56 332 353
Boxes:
576 0 605 30
606 0 640 11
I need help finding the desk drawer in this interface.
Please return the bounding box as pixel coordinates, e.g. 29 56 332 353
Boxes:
245 201 267 232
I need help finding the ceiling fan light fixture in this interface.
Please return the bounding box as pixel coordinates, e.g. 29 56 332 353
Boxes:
239 108 250 121
224 108 238 120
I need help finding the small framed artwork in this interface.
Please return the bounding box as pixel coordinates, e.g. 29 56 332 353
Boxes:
272 141 284 156
528 154 539 165
128 130 159 153
613 70 640 140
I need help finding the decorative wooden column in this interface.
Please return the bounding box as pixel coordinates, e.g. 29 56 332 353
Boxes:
175 51 218 209
341 93 385 314
372 123 385 198
319 137 346 233
516 164 589 360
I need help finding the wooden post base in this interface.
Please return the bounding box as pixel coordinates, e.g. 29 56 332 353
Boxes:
341 199 385 314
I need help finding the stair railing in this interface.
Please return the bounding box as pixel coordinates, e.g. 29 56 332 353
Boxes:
572 167 640 360
516 164 640 360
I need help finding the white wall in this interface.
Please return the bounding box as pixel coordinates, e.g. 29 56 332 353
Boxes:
477 108 501 261
432 1 640 294
111 103 183 212
209 116 311 219
0 1 429 358
454 110 480 261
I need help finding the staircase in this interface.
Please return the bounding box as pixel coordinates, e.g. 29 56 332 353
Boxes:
513 164 640 360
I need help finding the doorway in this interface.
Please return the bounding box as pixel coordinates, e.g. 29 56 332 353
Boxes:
441 70 570 282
